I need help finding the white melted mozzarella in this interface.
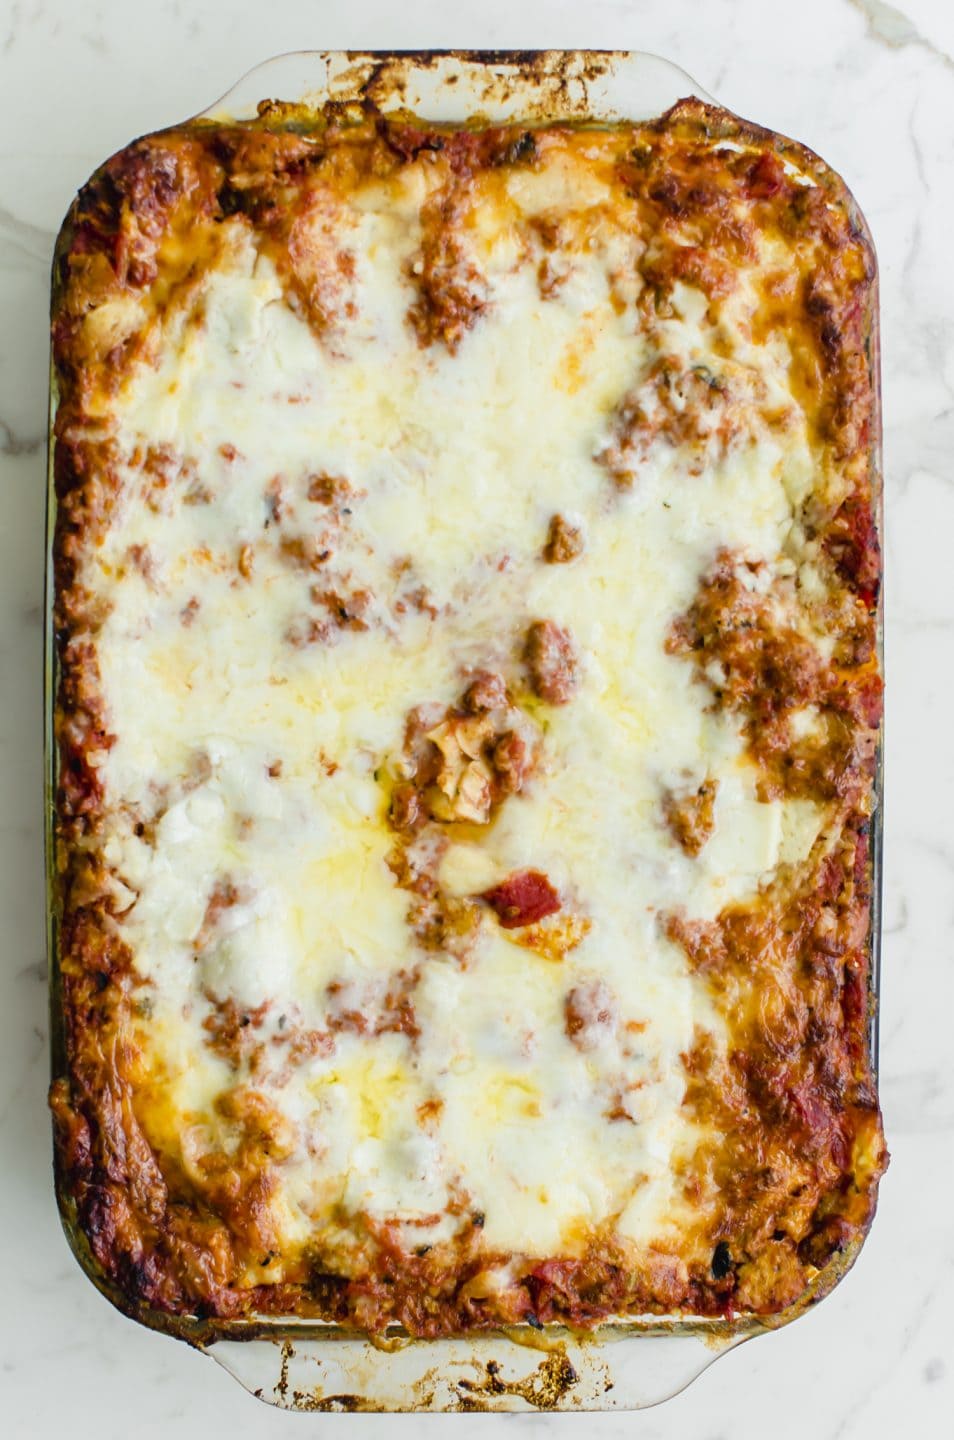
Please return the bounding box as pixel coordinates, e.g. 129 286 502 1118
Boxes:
84 171 827 1269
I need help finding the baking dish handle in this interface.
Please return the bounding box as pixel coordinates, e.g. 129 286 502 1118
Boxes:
195 49 715 126
205 1327 747 1412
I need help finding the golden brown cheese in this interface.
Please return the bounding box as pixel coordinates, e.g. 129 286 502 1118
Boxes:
50 100 885 1337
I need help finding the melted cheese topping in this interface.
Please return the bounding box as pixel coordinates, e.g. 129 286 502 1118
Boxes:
83 151 830 1275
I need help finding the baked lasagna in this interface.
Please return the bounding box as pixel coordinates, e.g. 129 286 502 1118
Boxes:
50 99 886 1336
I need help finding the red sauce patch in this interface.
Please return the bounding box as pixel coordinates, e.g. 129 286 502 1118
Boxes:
481 870 561 929
744 151 787 201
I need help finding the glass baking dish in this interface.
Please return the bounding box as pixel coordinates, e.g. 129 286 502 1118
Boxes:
45 48 884 1413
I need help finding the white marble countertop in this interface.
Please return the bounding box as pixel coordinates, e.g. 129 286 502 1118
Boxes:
2 0 950 1435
